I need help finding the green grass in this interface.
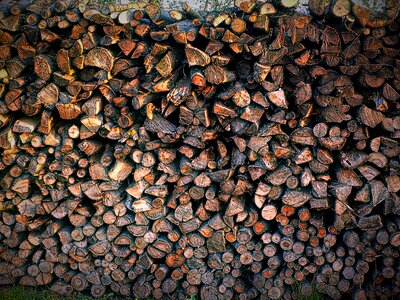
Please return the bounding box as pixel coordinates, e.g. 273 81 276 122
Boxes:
0 285 197 300
0 285 113 300
1 283 320 300
293 281 323 300
0 285 57 300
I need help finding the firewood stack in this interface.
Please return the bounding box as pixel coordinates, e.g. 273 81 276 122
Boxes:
0 0 399 298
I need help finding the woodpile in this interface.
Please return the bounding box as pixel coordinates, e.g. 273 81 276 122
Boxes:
0 0 400 299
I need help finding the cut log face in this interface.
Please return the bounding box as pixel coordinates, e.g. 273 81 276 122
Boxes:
37 83 59 108
0 1 399 300
84 47 114 71
268 89 287 109
34 55 53 81
358 105 384 128
185 44 210 67
12 117 40 133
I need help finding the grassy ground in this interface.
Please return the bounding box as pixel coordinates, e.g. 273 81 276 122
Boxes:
0 285 113 300
293 281 323 300
0 284 322 300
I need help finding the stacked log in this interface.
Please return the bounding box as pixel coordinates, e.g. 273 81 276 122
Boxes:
0 0 399 299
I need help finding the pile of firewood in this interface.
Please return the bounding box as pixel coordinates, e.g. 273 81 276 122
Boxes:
0 0 400 299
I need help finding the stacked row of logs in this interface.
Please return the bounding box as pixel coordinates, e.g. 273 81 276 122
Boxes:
0 0 400 299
